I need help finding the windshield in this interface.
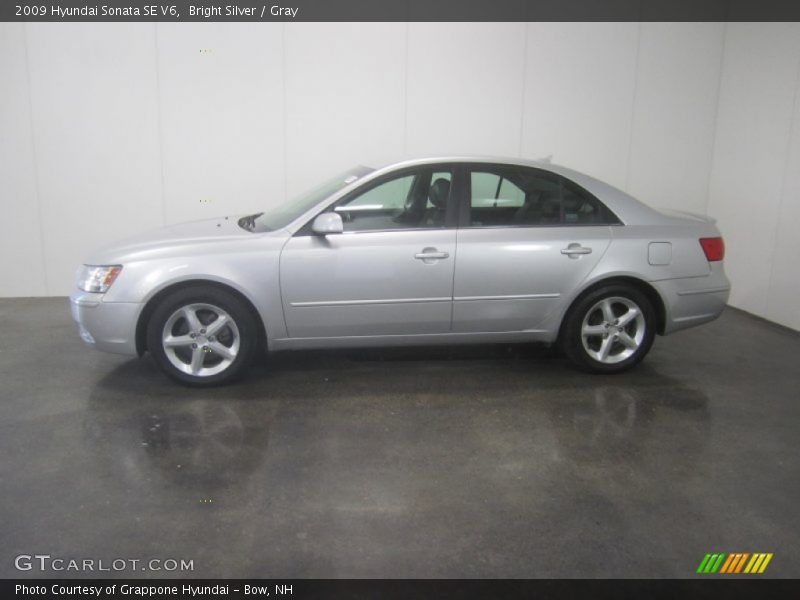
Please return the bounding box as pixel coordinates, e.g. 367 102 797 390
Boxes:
252 166 373 232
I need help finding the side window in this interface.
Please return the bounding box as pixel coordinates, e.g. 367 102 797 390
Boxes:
470 172 525 210
333 168 453 232
468 166 619 227
561 178 619 225
345 175 413 211
469 167 559 227
499 178 525 205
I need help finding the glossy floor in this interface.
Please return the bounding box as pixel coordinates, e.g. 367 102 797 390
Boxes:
1 298 798 578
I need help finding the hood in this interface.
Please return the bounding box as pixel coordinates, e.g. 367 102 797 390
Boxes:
84 215 257 264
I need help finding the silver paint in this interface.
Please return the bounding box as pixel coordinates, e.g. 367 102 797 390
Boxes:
69 156 731 359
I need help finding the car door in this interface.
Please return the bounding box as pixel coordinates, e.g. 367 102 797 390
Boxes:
452 164 616 333
280 165 459 338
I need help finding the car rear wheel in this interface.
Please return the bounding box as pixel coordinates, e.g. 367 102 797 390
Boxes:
561 284 656 373
146 286 258 386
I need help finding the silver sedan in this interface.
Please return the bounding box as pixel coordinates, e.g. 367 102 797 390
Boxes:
71 157 730 385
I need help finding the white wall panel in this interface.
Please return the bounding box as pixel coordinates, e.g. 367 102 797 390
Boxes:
25 23 163 295
707 23 800 319
405 23 526 157
157 23 285 224
520 22 639 189
284 23 406 198
2 21 799 332
766 62 800 331
627 23 724 214
0 24 46 296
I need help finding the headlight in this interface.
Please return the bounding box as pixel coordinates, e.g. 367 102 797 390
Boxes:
77 265 123 293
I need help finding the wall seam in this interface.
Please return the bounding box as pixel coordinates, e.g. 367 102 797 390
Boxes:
402 22 410 157
153 24 168 227
623 22 642 193
518 22 529 158
22 23 49 295
705 22 728 217
281 23 288 199
764 41 800 320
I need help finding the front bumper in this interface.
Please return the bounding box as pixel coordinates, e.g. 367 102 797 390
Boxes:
70 291 141 356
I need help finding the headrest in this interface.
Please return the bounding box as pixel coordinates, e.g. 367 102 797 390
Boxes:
429 178 450 208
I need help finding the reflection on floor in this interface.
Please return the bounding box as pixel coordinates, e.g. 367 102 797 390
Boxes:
0 298 798 578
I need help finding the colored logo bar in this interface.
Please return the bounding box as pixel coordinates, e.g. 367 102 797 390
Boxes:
696 553 773 574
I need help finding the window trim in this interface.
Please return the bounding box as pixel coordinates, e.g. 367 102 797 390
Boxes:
459 163 622 229
295 163 461 236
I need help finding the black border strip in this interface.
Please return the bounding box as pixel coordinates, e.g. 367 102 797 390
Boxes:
4 0 800 22
5 579 800 599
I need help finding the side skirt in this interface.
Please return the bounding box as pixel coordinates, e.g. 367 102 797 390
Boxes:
268 329 554 351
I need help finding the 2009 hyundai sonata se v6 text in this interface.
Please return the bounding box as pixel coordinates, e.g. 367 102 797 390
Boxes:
70 157 730 385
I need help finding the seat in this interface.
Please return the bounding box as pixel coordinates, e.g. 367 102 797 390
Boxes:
513 191 541 224
513 191 559 225
425 178 450 226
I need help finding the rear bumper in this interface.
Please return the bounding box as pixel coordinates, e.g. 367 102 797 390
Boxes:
653 264 731 334
69 291 141 356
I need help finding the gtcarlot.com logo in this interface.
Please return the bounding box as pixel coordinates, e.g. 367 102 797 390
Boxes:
696 552 773 574
14 554 194 573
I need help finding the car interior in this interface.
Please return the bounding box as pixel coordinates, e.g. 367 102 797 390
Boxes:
469 167 619 227
328 165 619 232
334 169 452 231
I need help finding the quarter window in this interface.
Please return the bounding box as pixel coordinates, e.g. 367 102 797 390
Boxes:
468 166 619 227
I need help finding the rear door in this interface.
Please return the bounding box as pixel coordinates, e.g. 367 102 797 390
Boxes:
452 164 616 333
280 165 460 338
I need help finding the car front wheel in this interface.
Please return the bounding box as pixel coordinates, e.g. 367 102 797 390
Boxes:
146 286 258 386
561 284 656 373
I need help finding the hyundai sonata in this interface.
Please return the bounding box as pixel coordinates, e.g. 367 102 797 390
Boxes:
71 157 730 385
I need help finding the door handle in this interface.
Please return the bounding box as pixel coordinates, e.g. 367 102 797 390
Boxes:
414 247 450 262
561 243 592 258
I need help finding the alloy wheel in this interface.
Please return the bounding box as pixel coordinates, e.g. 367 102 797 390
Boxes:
580 296 646 365
161 303 240 377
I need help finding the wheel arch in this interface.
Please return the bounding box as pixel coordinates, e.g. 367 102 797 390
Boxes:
557 275 667 344
135 279 267 356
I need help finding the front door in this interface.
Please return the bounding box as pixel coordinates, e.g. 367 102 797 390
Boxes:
280 165 458 338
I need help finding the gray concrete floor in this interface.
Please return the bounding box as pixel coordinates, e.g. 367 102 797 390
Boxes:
0 297 798 578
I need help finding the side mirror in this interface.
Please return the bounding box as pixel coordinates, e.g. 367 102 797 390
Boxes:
311 212 344 235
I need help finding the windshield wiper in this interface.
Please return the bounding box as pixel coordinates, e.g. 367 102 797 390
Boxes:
238 212 264 232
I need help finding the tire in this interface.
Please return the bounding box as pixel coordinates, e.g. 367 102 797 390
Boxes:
560 284 656 374
146 285 258 386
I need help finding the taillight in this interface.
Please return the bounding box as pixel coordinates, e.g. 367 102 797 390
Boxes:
699 237 725 262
